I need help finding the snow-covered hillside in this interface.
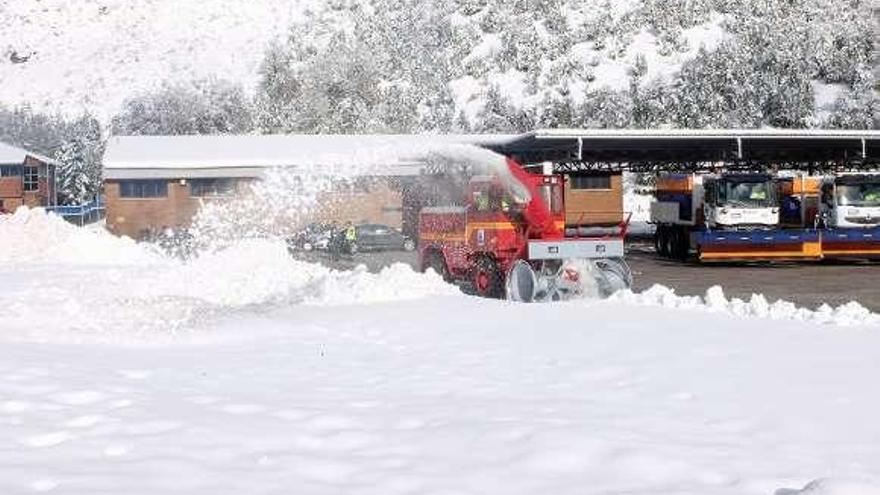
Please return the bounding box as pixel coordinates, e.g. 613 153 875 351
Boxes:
2 209 880 494
3 0 872 131
0 0 312 118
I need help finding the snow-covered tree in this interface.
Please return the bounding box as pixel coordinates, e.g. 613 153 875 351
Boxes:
825 63 880 129
55 114 104 204
249 0 877 133
112 81 254 136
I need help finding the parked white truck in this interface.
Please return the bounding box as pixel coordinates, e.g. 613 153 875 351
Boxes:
818 174 880 228
777 173 880 259
651 172 820 262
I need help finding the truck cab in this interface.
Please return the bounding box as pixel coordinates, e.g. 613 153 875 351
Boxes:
819 174 880 228
651 172 816 262
702 173 779 230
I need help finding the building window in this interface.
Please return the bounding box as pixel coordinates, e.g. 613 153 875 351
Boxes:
119 180 168 198
0 165 23 177
571 174 612 190
23 166 38 192
190 178 235 197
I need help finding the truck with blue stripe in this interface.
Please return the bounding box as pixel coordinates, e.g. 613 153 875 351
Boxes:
781 173 880 259
650 172 821 262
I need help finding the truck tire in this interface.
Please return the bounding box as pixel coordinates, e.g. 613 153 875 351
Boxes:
653 229 663 255
656 226 671 258
680 228 691 260
425 251 452 282
671 227 689 261
472 257 504 299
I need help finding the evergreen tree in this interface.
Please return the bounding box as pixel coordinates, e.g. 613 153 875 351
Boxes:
55 114 104 204
112 81 254 136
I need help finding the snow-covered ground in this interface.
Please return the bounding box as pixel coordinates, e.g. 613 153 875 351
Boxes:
0 0 313 118
2 208 880 494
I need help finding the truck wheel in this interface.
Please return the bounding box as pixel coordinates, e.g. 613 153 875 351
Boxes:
425 251 451 282
675 228 690 261
473 257 503 299
670 227 688 260
656 227 671 258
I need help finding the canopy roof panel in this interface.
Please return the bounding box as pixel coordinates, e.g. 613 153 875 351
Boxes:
490 129 880 168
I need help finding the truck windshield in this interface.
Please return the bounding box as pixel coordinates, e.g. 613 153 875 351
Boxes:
538 184 564 213
719 180 776 208
837 183 880 207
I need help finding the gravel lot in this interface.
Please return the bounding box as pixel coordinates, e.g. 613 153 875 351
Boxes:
292 242 880 311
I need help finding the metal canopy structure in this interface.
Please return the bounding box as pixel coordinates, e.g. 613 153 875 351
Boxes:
486 129 880 173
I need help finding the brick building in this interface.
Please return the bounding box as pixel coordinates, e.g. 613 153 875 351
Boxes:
0 141 58 212
102 135 488 239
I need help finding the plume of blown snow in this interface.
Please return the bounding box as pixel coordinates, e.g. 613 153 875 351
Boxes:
187 143 521 251
0 207 160 265
421 144 531 204
608 284 879 327
187 168 337 248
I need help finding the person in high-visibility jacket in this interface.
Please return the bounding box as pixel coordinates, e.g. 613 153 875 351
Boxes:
344 222 357 254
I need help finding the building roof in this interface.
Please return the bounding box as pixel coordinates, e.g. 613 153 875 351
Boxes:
497 129 880 166
0 141 59 166
103 134 514 179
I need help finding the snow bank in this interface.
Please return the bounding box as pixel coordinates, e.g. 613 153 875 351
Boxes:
777 479 880 495
2 207 877 340
308 263 460 306
0 207 159 265
0 236 458 340
608 284 879 327
155 240 458 309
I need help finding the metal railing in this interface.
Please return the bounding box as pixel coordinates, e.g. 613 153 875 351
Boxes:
46 198 106 226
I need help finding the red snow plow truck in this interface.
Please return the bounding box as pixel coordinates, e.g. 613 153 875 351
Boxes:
418 157 632 302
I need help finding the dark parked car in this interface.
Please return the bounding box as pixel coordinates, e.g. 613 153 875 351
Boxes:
352 224 415 253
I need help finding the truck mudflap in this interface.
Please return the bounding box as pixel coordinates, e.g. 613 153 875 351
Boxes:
696 230 822 261
821 227 880 258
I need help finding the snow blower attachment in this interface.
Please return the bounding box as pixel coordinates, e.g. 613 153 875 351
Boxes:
419 156 632 302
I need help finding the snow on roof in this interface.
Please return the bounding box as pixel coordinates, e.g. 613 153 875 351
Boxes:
103 134 515 179
0 141 59 166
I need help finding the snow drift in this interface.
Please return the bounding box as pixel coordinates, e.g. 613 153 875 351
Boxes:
0 207 159 265
609 285 879 327
0 208 877 342
4 209 880 492
0 208 457 341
